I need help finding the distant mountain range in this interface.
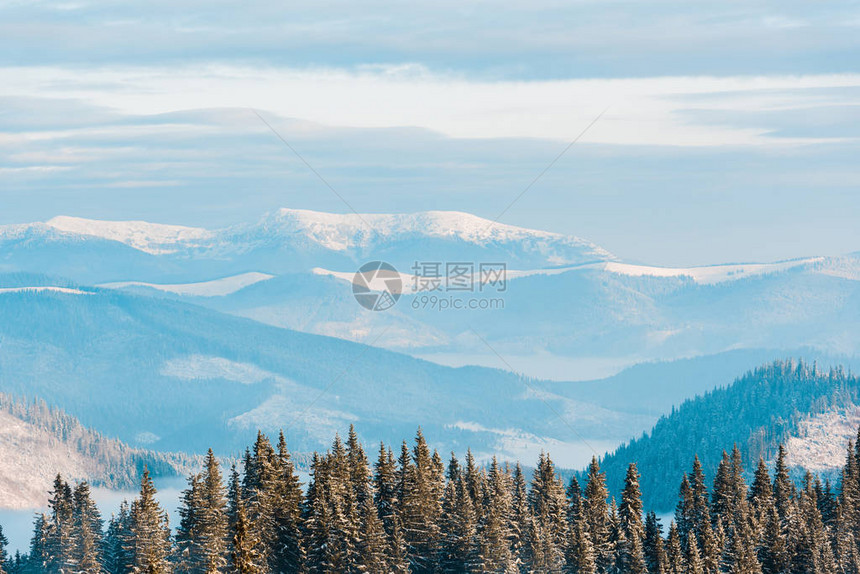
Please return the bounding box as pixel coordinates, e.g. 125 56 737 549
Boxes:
3 209 855 378
0 208 858 501
0 279 653 469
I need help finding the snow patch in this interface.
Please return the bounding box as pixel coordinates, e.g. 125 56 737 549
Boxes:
161 355 284 385
102 272 274 297
601 258 824 285
0 286 92 295
784 405 860 471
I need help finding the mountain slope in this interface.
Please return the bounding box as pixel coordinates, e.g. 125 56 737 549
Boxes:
0 280 652 466
0 394 193 509
596 360 860 511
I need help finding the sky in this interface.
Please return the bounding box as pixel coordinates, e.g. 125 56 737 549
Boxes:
1 0 859 266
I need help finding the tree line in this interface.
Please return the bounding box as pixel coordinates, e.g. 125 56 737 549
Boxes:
3 425 860 573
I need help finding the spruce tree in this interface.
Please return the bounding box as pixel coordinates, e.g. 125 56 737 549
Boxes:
477 457 515 573
617 464 647 574
666 523 685 574
230 501 263 574
643 512 667 574
127 468 173 574
71 481 103 573
400 429 443 574
583 457 611 572
527 453 568 572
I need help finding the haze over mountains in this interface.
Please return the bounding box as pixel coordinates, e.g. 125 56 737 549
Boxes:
3 208 857 378
0 208 858 510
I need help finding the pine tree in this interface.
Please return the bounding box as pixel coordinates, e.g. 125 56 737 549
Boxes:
685 533 704 574
104 502 133 574
772 446 794 523
582 457 611 572
643 512 667 574
510 463 531 573
46 474 75 574
759 505 789 574
617 464 647 574
0 525 8 574
271 433 304 573
400 429 443 574
176 473 205 573
526 453 568 572
27 514 50 574
373 443 399 540
71 481 103 573
440 475 478 573
666 523 685 574
477 457 515 573
127 468 173 574
230 502 263 574
567 521 597 574
688 457 710 548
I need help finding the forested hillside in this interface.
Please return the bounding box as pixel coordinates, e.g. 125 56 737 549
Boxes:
0 394 194 508
598 360 859 510
2 425 859 573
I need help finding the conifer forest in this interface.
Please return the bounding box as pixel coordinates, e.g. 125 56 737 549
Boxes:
2 424 860 574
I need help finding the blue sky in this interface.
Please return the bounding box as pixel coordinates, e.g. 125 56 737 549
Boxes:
1 0 859 265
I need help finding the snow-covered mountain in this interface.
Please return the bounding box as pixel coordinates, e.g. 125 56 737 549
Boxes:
0 209 614 284
3 208 857 378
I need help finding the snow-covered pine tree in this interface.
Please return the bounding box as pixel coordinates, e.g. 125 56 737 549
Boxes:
527 453 568 572
665 523 686 574
0 524 8 574
46 474 75 574
127 468 173 574
643 512 667 574
175 473 205 572
373 443 399 540
476 457 515 573
71 481 103 573
759 504 789 574
617 464 647 574
104 501 133 574
230 501 263 574
400 429 443 574
772 445 794 524
685 533 704 574
582 457 612 572
510 463 531 573
271 433 304 573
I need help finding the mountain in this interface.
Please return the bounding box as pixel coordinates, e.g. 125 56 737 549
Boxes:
0 209 614 285
596 360 860 511
0 393 193 509
2 209 858 379
0 277 653 467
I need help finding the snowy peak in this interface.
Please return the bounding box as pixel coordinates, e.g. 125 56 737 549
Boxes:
45 215 213 255
259 208 615 262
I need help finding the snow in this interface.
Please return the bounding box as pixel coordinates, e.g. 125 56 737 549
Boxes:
784 405 860 471
0 286 92 295
600 258 825 285
0 410 102 509
161 355 284 384
45 215 214 255
102 272 274 297
262 208 614 258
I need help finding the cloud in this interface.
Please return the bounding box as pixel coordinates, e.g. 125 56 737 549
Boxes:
4 65 860 147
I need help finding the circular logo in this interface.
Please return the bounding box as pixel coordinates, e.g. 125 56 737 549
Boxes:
352 261 402 311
